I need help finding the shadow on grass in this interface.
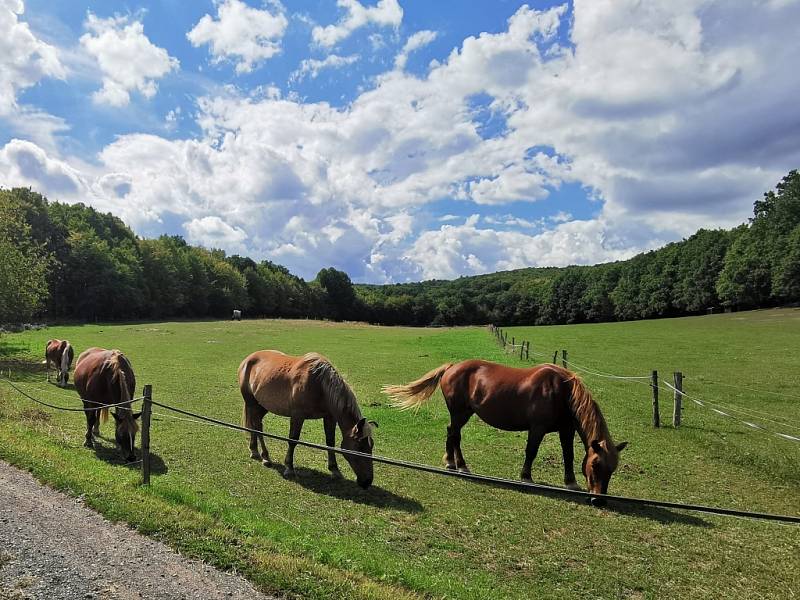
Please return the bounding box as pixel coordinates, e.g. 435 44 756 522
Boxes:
91 436 168 475
518 484 711 527
267 463 423 513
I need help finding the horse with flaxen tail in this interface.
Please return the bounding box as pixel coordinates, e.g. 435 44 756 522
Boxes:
74 347 140 462
45 339 74 387
239 350 377 489
383 360 627 497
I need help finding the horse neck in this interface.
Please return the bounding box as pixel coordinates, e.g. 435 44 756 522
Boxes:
568 381 612 447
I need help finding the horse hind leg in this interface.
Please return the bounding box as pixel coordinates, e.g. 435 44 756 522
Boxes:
84 408 97 448
245 402 270 465
445 411 472 473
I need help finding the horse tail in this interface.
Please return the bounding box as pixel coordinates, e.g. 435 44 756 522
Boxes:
100 407 109 424
60 342 72 375
239 357 258 430
383 363 453 411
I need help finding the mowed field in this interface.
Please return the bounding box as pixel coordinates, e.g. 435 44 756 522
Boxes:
0 310 799 599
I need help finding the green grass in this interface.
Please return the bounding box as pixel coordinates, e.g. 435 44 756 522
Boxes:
1 310 799 599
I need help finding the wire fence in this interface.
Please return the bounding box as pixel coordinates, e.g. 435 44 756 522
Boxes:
486 325 800 444
2 375 799 524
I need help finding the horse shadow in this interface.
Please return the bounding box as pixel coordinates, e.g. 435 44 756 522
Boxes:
520 484 710 527
91 437 168 475
267 464 423 513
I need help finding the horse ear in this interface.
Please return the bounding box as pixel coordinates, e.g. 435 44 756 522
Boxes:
616 441 628 452
368 420 379 428
590 440 603 453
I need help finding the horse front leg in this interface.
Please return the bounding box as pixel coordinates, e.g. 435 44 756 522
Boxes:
520 427 545 482
559 427 580 490
83 406 96 448
283 416 304 479
323 416 341 479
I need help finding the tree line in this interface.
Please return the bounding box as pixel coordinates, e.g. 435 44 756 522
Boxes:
1 170 798 326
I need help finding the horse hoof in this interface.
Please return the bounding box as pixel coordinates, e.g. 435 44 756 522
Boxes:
250 452 260 460
590 496 606 507
283 468 296 479
262 458 272 467
565 482 582 491
445 463 457 470
457 467 471 474
520 476 533 483
84 440 93 449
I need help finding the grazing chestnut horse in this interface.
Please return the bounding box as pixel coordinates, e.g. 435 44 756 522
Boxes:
239 350 376 489
45 339 74 387
74 347 140 462
384 361 627 495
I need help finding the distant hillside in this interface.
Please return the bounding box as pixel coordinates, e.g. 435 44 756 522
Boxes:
1 170 798 326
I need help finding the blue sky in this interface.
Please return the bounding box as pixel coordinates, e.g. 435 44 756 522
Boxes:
2 0 799 282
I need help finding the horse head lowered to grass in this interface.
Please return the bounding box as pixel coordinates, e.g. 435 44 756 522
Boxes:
383 360 627 499
239 350 377 489
74 347 140 463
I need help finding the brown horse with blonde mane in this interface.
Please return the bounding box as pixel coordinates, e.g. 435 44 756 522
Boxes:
239 350 376 489
74 347 140 463
45 339 74 387
383 361 627 496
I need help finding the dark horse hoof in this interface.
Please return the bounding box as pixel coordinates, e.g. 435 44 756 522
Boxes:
262 458 272 467
283 468 296 479
84 439 93 449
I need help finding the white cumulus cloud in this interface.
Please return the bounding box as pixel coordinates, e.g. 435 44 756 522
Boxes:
187 0 288 74
290 53 360 82
312 0 402 48
80 13 179 107
394 29 437 70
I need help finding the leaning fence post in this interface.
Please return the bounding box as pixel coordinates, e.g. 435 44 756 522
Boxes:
141 384 152 485
561 349 568 369
651 371 660 428
672 371 683 428
552 350 558 364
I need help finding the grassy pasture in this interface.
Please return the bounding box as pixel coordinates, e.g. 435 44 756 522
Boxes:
0 310 799 599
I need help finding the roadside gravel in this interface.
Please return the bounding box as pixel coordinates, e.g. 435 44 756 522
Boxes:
0 460 276 600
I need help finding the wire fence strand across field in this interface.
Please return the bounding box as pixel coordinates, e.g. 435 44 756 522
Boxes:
0 378 143 412
2 375 800 525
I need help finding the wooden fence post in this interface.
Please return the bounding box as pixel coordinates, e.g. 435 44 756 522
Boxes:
141 384 152 485
651 370 660 428
561 349 568 369
672 371 683 428
519 340 524 360
511 336 515 349
525 341 530 361
552 350 558 364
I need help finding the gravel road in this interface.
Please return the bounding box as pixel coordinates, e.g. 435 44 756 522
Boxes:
0 460 275 600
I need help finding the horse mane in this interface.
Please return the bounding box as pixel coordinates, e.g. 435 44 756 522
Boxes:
106 350 138 432
563 368 614 450
303 353 362 420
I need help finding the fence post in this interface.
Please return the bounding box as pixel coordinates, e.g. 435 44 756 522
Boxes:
519 340 524 360
552 350 558 364
512 336 515 349
561 349 568 369
672 371 683 428
651 371 660 428
141 384 152 485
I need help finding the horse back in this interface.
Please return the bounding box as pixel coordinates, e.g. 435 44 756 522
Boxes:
45 339 63 363
442 360 571 431
75 347 135 404
239 350 327 418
